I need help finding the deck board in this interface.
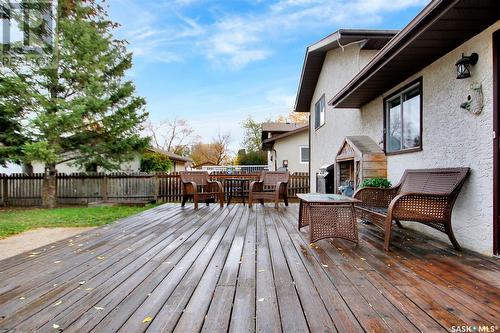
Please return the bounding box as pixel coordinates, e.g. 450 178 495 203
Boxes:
0 203 499 332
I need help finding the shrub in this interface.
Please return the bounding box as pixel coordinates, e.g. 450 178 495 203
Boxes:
140 152 172 172
235 150 267 165
360 177 391 188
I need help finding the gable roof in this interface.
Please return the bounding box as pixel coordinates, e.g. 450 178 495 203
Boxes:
329 0 500 109
294 29 398 113
261 122 307 142
147 148 193 163
262 125 308 150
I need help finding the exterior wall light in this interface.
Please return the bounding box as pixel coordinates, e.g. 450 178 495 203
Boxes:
456 53 479 79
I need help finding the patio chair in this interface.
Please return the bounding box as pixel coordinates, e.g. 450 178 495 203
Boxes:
353 168 470 251
180 171 224 209
248 171 289 209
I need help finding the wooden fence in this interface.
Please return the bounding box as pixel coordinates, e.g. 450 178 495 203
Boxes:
0 172 310 207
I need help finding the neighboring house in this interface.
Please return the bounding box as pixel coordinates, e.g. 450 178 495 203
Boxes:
295 1 500 255
146 148 193 172
192 161 219 170
28 148 192 173
261 122 308 172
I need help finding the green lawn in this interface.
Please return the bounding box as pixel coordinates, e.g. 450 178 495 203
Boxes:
0 205 156 239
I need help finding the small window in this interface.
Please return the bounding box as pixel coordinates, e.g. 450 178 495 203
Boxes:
384 80 422 154
314 95 325 129
300 146 309 163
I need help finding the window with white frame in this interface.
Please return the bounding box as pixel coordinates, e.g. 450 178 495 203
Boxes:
384 79 422 154
300 146 309 163
314 95 325 129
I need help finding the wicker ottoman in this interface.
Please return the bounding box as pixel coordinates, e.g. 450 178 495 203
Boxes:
297 193 360 244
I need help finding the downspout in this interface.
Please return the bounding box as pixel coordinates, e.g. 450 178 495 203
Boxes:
273 149 277 171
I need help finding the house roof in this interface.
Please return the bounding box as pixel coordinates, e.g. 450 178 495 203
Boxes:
192 161 218 168
261 122 307 142
262 125 308 150
147 148 193 163
329 0 500 109
293 29 398 113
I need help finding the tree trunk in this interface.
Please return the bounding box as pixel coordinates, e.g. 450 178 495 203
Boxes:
42 164 57 208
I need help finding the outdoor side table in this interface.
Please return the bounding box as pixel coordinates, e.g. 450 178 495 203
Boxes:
225 178 250 205
297 193 361 244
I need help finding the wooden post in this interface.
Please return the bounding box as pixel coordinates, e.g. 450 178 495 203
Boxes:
2 175 8 207
153 174 159 202
101 175 108 202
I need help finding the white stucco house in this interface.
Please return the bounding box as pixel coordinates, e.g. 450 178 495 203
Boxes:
9 148 193 174
295 0 500 255
261 122 309 173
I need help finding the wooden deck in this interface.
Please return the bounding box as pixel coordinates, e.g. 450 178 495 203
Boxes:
0 204 499 332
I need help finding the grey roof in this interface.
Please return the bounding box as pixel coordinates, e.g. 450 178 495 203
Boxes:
262 125 308 150
261 122 306 132
261 122 307 142
147 148 193 163
345 136 383 154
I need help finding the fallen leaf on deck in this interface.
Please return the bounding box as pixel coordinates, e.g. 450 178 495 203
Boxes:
19 296 25 300
52 324 60 329
360 257 366 261
53 300 62 306
79 281 86 285
142 316 153 323
96 256 105 260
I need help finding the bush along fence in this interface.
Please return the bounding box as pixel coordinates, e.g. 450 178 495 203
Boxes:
0 172 310 207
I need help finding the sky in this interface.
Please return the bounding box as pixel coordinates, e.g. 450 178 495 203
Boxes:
107 0 429 153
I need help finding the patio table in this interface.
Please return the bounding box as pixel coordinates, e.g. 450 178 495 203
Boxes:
297 193 361 244
225 178 251 205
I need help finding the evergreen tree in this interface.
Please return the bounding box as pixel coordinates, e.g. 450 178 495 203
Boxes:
0 0 149 207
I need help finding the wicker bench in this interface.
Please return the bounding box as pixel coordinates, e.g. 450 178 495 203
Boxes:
353 168 470 251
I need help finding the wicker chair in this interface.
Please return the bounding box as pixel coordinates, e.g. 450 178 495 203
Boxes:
353 168 470 251
248 171 289 209
180 171 224 209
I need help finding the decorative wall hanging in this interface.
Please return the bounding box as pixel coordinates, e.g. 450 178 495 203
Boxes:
460 82 483 115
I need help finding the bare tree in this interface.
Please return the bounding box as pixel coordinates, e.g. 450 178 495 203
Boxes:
276 111 309 124
144 118 195 155
190 132 232 166
212 132 232 165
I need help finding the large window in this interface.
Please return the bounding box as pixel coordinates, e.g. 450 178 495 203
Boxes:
300 146 309 163
315 95 325 129
384 79 422 154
